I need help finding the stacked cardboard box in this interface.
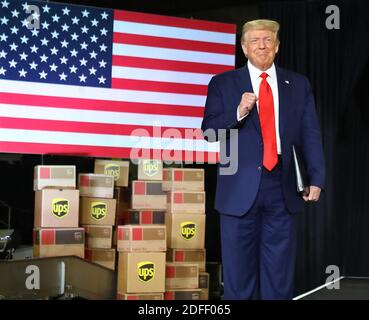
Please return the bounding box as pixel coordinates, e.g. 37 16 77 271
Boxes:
33 165 85 258
100 159 131 249
116 159 167 300
163 168 208 300
79 171 116 270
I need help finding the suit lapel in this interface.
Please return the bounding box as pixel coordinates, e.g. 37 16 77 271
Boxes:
276 67 289 138
236 65 261 134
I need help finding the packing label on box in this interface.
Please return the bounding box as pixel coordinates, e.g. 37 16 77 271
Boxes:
167 191 205 214
131 181 166 210
123 210 165 225
162 168 204 191
78 174 114 198
34 165 76 190
117 225 166 252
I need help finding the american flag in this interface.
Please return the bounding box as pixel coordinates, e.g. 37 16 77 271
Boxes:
0 0 236 162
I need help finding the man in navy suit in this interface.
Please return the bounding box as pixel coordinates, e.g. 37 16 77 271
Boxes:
201 19 325 300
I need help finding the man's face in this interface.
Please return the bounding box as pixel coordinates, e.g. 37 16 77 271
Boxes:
241 29 279 71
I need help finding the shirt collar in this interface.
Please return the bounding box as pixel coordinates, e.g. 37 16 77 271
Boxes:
247 60 276 80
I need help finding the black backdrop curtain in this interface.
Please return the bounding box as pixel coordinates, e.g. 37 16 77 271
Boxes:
259 0 369 295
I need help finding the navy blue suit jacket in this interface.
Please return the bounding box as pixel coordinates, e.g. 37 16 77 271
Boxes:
201 64 325 216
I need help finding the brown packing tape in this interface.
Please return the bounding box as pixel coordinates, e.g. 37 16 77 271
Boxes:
90 176 114 187
183 250 205 261
34 228 85 245
50 167 75 179
183 170 204 181
170 264 198 278
55 229 84 244
167 249 205 262
143 227 165 240
84 226 112 238
183 192 205 204
166 290 201 300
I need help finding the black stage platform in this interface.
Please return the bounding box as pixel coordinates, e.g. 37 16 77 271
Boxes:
295 277 369 300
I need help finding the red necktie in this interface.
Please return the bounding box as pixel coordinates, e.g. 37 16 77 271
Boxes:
259 72 278 171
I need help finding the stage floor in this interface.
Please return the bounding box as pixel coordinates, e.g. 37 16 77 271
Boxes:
295 277 369 300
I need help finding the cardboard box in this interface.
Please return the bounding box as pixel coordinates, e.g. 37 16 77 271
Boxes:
164 289 201 300
94 159 129 187
167 191 205 214
116 292 164 300
166 213 205 249
162 168 204 191
117 225 166 252
85 248 116 270
80 197 116 225
34 165 76 191
115 187 131 225
34 189 79 228
165 263 199 289
122 210 165 225
137 159 163 181
117 252 166 293
199 272 209 300
131 181 166 210
78 174 114 199
33 228 84 258
83 225 113 249
167 249 206 272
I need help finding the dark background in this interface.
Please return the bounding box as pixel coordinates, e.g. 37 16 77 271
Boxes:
1 0 368 297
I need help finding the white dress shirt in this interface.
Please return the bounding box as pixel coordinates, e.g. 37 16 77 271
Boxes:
237 60 281 154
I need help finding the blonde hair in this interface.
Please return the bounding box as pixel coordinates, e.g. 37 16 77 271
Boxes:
241 19 280 44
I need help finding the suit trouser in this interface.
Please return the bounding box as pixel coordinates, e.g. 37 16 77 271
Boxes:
220 163 297 300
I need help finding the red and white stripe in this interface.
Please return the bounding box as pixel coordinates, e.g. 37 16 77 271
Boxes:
0 10 236 162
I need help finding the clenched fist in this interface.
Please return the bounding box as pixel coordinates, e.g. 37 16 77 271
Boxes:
239 92 257 118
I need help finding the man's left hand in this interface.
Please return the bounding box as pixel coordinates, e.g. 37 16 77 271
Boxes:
302 186 322 202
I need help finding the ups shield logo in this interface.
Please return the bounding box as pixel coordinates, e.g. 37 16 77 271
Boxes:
143 160 159 177
104 164 120 181
181 221 196 240
137 261 155 282
91 202 107 220
52 198 69 218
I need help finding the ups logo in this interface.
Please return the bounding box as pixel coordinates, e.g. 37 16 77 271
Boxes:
181 221 196 240
104 164 120 181
142 160 159 177
52 198 69 218
91 202 107 220
137 261 155 282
